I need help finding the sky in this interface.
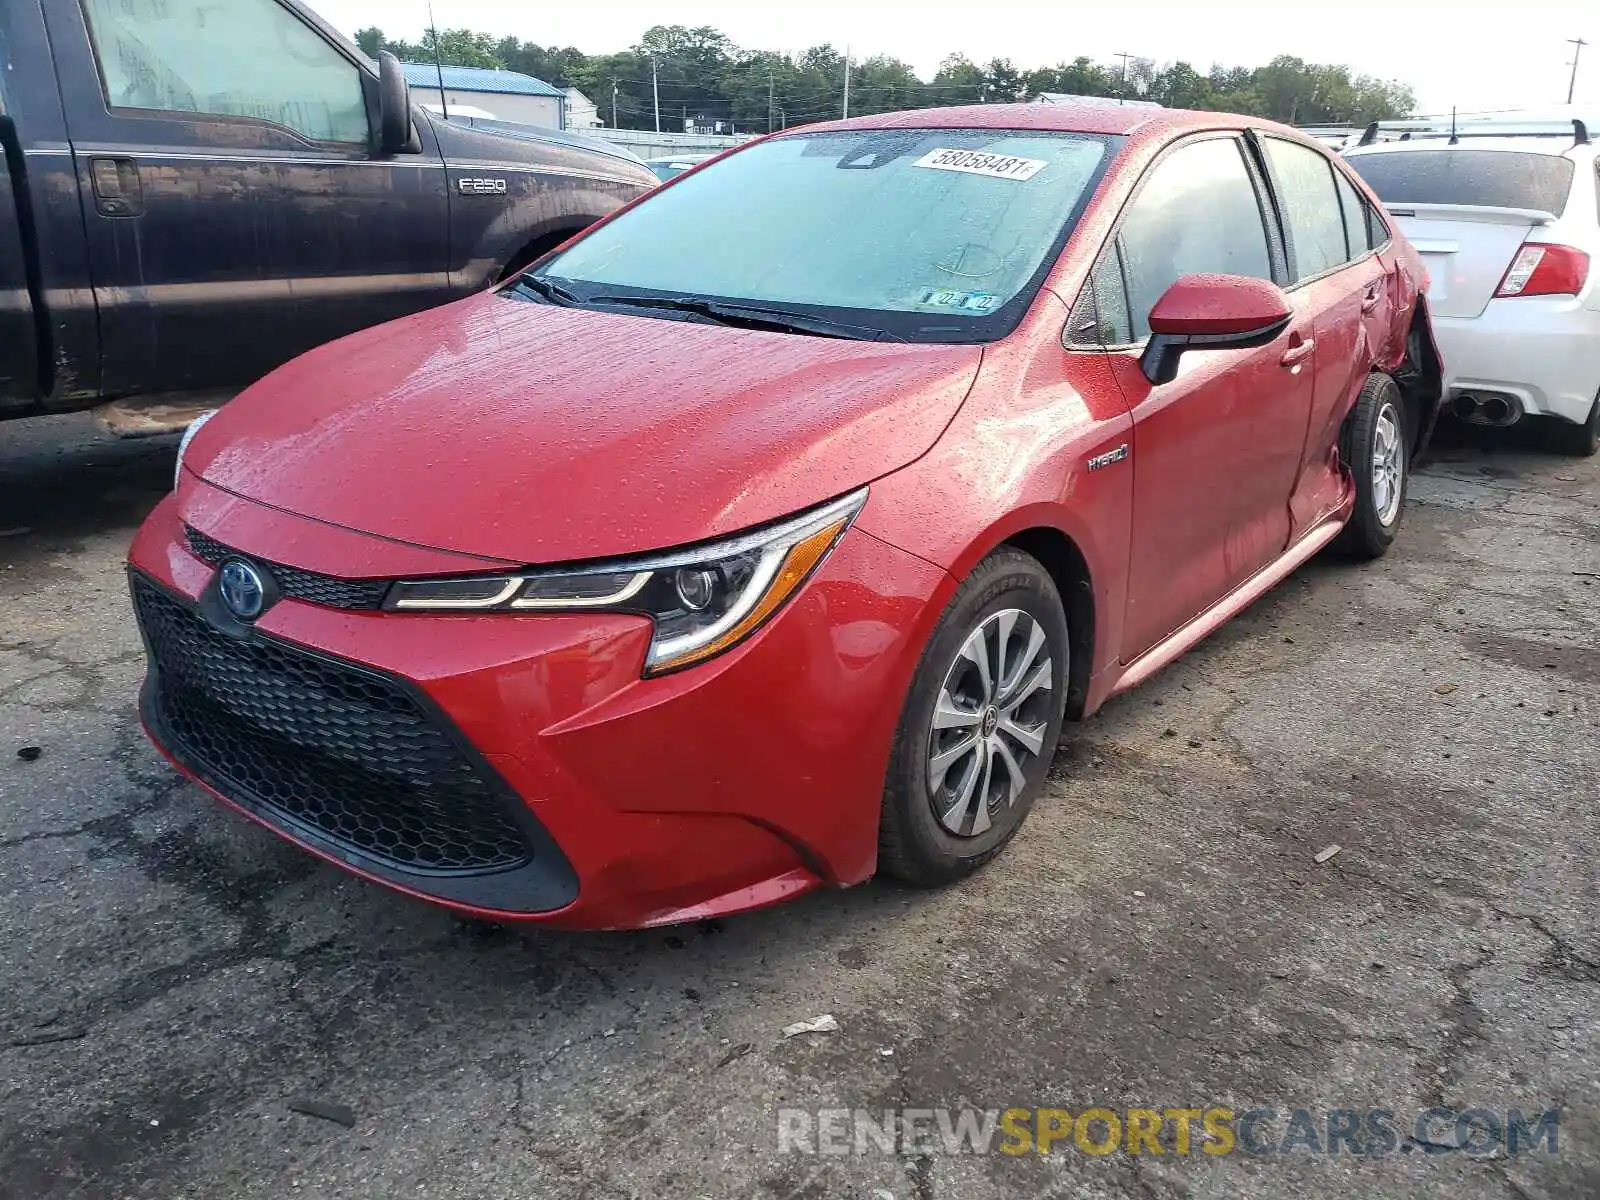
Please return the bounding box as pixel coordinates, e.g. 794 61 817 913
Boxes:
306 0 1600 116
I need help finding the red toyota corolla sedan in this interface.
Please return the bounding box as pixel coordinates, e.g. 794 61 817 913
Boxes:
130 103 1442 929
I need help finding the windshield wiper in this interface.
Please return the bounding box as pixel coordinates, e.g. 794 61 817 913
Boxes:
511 275 584 306
583 294 902 342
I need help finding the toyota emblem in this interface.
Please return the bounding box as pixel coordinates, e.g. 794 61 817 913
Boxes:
218 558 267 620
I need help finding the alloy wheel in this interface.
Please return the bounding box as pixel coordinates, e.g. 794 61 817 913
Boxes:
926 608 1054 837
1372 402 1404 527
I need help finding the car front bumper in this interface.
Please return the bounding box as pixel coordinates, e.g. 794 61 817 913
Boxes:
1433 295 1600 425
128 487 948 929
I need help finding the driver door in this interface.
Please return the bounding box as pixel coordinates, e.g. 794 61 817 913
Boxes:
48 0 450 398
1079 135 1316 662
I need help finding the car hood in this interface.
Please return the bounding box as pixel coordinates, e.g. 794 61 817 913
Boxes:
444 114 647 164
188 293 983 565
425 111 657 188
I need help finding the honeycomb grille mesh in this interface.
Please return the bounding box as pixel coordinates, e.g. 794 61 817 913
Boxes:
133 577 532 873
184 526 390 611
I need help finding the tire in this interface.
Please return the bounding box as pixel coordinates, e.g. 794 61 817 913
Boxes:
877 549 1069 887
1546 394 1600 458
1332 372 1408 561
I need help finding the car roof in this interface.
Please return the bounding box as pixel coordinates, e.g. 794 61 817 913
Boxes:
1346 136 1587 158
799 102 1310 144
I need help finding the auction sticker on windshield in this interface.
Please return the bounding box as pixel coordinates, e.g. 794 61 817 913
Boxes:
913 148 1048 181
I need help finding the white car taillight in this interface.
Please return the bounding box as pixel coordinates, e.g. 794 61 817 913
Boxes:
1494 244 1590 298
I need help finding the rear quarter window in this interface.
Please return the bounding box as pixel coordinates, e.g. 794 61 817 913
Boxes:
1346 150 1576 214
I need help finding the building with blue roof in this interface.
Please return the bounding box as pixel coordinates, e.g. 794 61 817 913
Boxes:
401 63 566 129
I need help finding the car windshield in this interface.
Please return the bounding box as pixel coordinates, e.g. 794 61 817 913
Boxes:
1347 150 1575 214
529 128 1118 343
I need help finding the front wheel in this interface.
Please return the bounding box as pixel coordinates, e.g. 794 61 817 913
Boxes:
877 549 1069 887
1332 373 1408 561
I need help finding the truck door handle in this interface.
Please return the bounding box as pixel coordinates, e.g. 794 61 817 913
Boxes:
89 157 144 217
1279 338 1316 368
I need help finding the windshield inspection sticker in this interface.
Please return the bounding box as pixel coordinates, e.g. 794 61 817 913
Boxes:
913 148 1047 181
916 289 1002 312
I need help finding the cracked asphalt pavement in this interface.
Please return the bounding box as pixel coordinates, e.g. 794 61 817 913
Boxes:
1 412 1597 1199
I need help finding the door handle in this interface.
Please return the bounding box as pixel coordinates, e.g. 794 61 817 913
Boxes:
1279 338 1316 368
89 156 144 217
1361 285 1382 313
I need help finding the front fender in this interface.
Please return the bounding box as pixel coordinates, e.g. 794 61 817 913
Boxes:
454 184 632 288
430 113 652 288
854 315 1136 691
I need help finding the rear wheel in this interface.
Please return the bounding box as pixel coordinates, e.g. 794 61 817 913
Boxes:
878 549 1068 887
1332 372 1408 561
1547 394 1600 458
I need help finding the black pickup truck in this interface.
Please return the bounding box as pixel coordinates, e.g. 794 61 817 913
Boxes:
0 0 655 431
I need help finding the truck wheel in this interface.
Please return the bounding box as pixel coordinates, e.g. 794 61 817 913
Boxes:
1547 394 1600 458
877 549 1068 887
1332 373 1408 561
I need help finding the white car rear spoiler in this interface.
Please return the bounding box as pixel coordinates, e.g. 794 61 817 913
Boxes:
1382 202 1557 226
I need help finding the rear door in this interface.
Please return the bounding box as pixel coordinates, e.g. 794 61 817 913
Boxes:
1080 134 1315 662
1345 148 1575 318
46 0 452 399
1258 135 1386 536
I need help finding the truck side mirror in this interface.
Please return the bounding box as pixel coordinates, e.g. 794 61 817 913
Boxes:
377 52 416 155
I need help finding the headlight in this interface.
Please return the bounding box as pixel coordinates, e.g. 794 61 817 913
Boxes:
173 409 218 490
387 488 867 675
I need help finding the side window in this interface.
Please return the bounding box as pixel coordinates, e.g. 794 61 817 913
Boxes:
1365 200 1390 250
1066 250 1133 347
1333 169 1368 261
1263 138 1350 280
1118 137 1273 341
82 0 369 144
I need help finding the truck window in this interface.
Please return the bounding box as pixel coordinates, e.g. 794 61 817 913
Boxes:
81 0 368 145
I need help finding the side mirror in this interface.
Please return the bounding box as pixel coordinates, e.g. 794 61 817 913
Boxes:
1139 274 1292 385
377 51 415 155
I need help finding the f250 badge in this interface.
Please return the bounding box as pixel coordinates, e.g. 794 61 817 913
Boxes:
457 177 508 195
1087 444 1130 472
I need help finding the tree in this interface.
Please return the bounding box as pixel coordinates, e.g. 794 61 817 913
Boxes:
1023 57 1114 100
338 19 1416 128
354 26 384 58
1118 56 1159 99
387 28 503 70
1150 62 1211 110
849 55 926 116
930 54 986 107
980 59 1025 103
498 40 588 88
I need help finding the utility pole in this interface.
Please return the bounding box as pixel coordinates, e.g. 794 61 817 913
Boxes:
768 64 775 134
842 46 851 118
1568 37 1588 105
1115 51 1132 100
611 79 618 129
651 57 661 133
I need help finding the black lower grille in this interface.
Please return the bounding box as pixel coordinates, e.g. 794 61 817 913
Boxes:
185 526 391 611
133 576 532 873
